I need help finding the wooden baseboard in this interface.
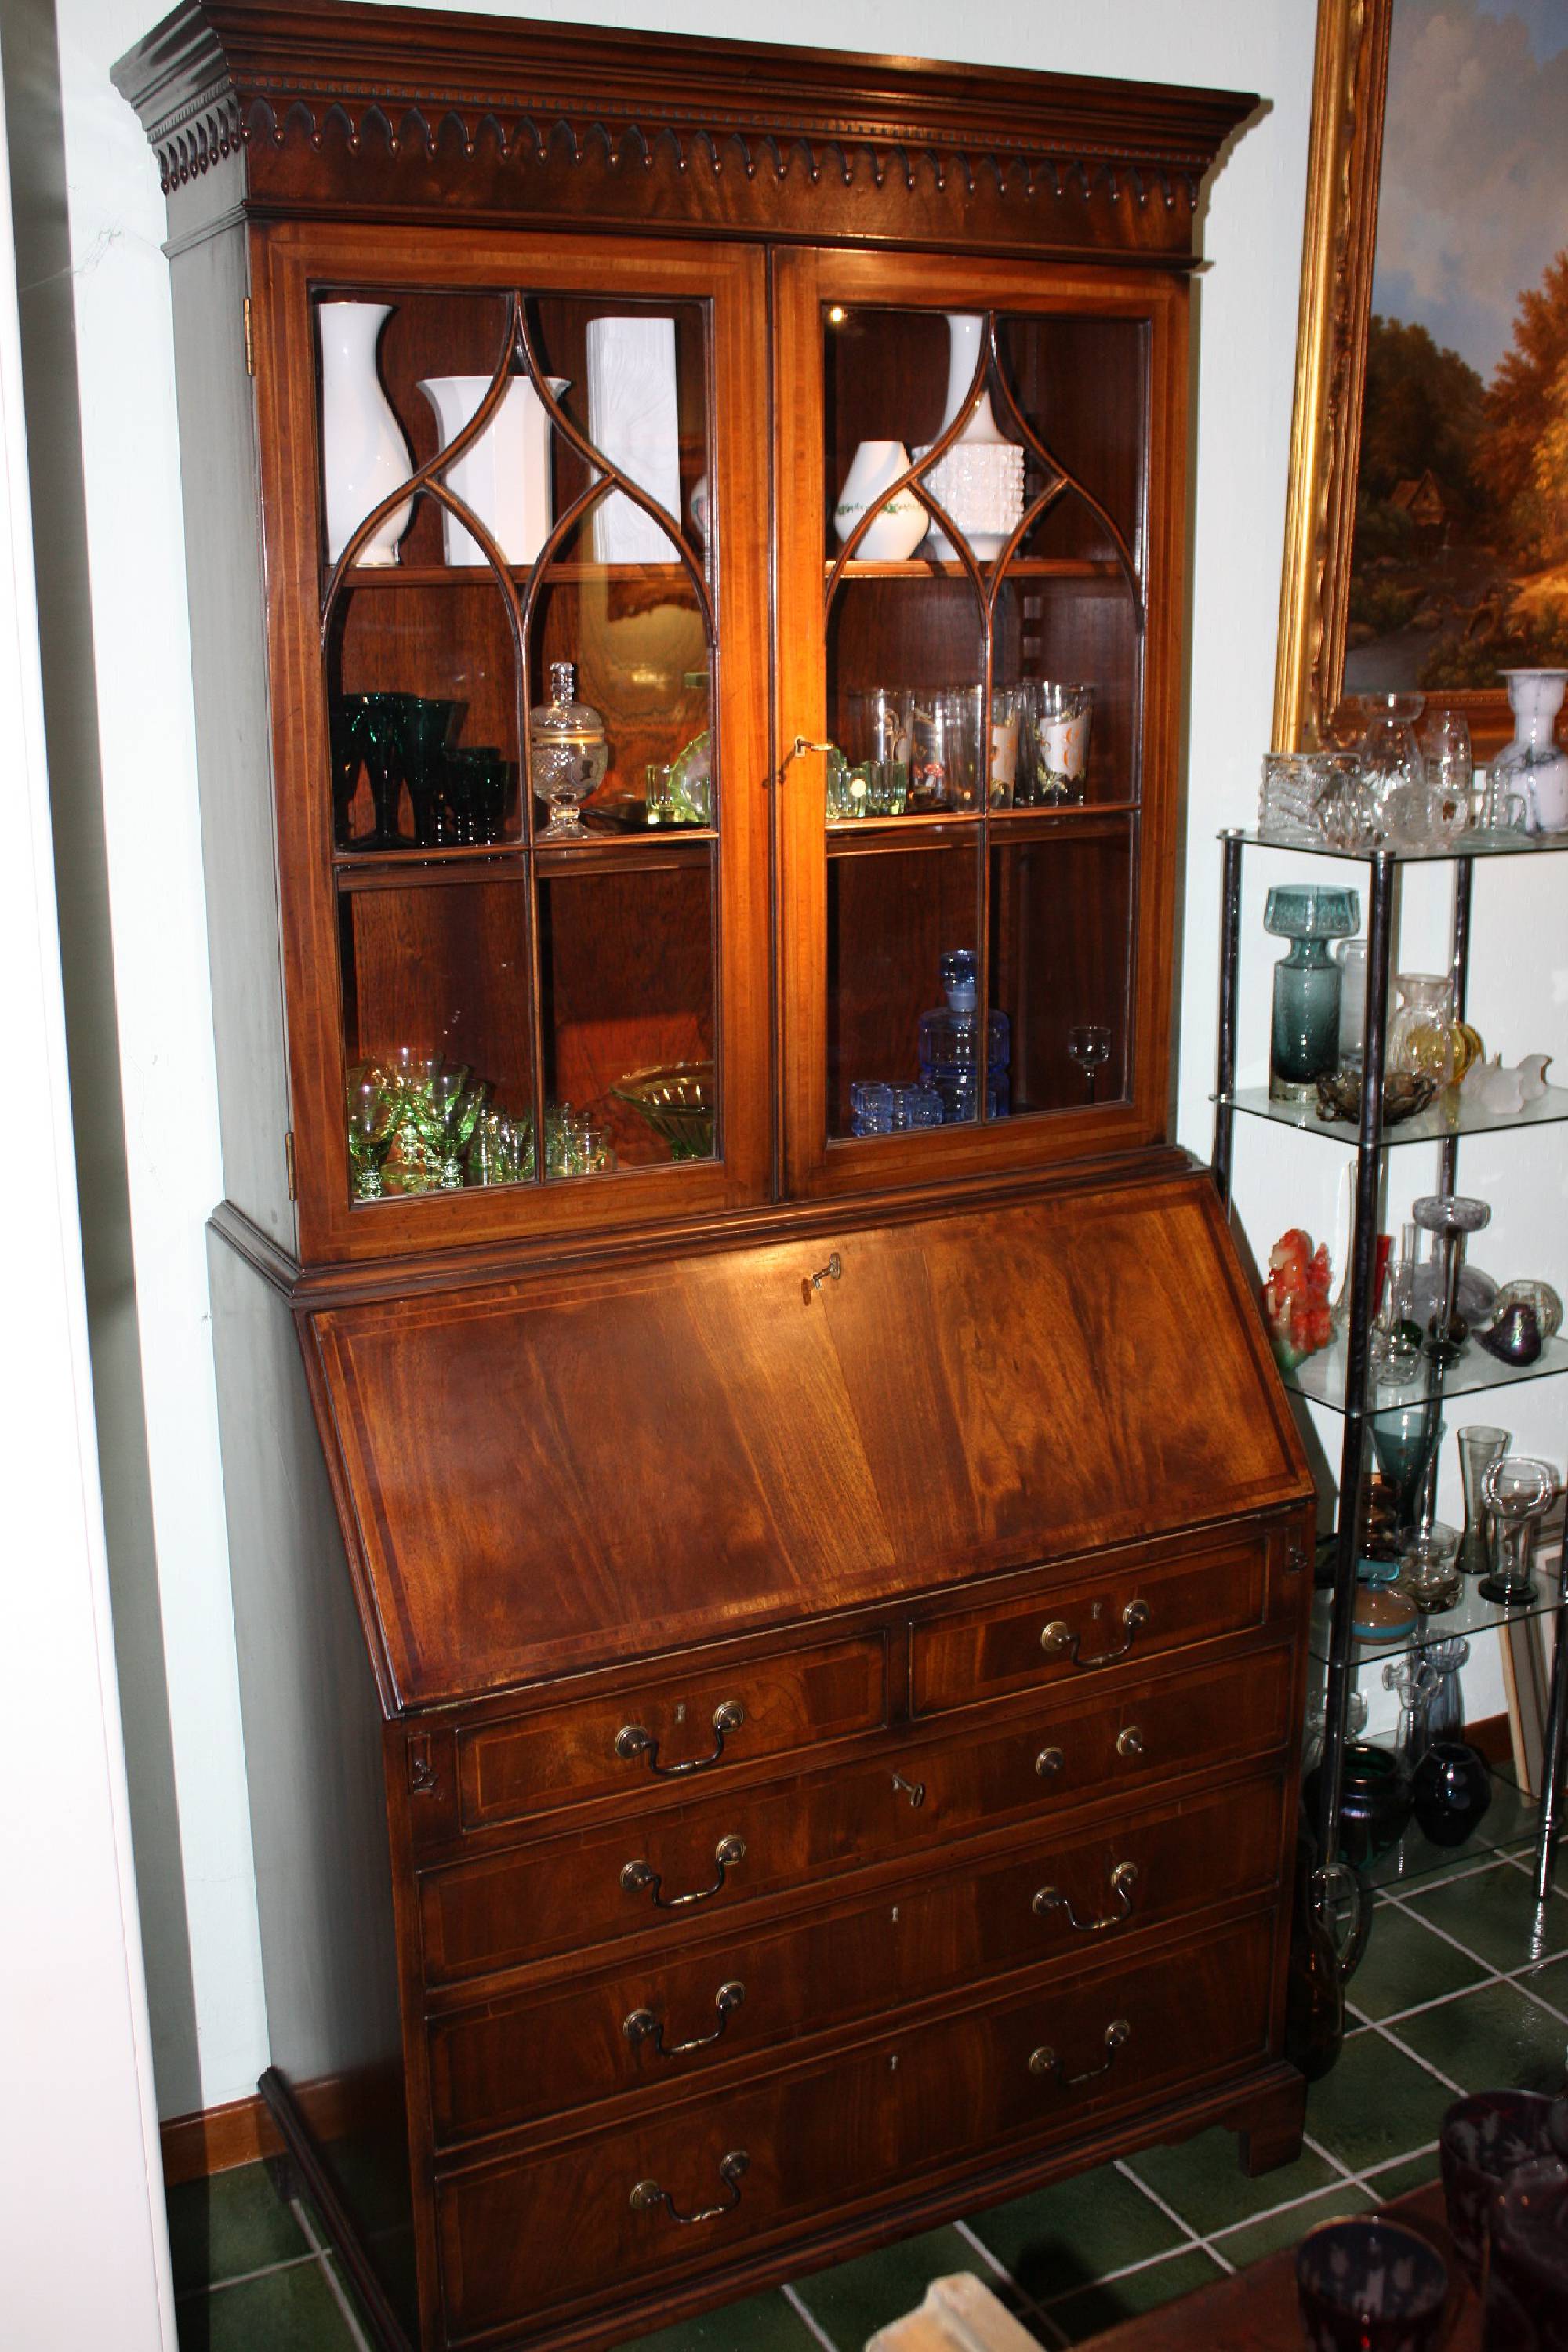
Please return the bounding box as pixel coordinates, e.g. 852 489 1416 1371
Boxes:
1465 1711 1513 1767
161 2092 283 2185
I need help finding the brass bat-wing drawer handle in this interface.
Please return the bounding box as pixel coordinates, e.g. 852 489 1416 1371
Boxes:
621 1835 746 1910
623 1980 746 2058
630 2149 750 2225
1032 1859 1139 1935
1029 2018 1131 2088
1040 1598 1151 1668
615 1700 746 1776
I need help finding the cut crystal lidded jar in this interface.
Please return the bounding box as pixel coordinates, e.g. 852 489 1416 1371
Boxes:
529 660 608 840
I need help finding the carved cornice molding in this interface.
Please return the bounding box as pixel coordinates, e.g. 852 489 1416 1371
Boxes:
115 0 1256 250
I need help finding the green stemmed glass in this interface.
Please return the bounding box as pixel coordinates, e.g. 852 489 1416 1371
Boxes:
430 1068 488 1187
402 697 457 848
346 1073 397 1200
353 691 417 849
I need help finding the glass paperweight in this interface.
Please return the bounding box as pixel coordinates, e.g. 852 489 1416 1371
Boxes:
529 660 608 840
1479 1455 1556 1607
916 949 1010 1123
1263 885 1360 1105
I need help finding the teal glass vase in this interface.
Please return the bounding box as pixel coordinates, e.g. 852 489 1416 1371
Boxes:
1265 885 1360 1104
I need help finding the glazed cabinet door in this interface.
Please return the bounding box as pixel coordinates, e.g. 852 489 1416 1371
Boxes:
775 249 1187 1197
251 223 771 1261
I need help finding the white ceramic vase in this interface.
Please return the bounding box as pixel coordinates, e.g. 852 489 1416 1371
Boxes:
586 315 681 564
915 311 1024 560
833 440 927 561
1497 668 1568 833
318 300 414 566
416 371 569 566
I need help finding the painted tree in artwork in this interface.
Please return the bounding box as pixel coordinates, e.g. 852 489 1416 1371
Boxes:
1477 249 1568 573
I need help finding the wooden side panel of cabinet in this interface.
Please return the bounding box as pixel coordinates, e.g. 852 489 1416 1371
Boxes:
167 216 297 1251
304 1174 1305 1706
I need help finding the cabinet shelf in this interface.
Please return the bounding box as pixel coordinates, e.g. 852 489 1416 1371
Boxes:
1218 1081 1568 1149
1235 827 1568 865
333 833 715 888
332 559 706 590
1280 1330 1568 1415
824 556 1127 583
1359 1760 1541 1893
825 802 1137 856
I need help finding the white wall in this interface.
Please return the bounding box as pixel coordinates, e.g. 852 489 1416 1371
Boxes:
46 0 1562 2113
0 25 174 2342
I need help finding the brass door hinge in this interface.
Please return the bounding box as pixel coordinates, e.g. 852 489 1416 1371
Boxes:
285 1129 296 1200
243 296 255 378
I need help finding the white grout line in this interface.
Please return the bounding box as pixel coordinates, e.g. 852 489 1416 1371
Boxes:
1372 2021 1469 2100
781 2279 840 2352
1110 2158 1204 2247
1301 2129 1368 2187
172 2249 319 2303
950 2215 1026 2288
293 2198 375 2352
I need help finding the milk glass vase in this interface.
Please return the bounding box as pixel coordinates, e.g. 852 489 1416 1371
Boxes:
1265 885 1359 1104
318 300 414 565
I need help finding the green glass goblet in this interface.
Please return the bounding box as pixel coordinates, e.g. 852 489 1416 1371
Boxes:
401 697 457 848
329 697 366 848
430 1068 488 1187
346 1073 397 1200
352 691 417 849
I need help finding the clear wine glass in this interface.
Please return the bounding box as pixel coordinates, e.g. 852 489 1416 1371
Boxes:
1479 1456 1557 1607
1067 1023 1112 1102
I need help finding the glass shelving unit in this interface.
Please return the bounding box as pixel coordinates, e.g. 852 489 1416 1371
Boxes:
1211 829 1568 1916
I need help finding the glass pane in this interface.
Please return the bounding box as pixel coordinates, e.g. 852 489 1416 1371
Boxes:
827 844 984 1138
1001 314 1147 570
338 876 534 1200
989 823 1134 1113
827 579 986 818
527 540 712 839
328 574 521 852
538 858 717 1173
989 576 1142 811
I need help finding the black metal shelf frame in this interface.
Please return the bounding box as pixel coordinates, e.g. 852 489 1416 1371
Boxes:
1210 829 1568 1922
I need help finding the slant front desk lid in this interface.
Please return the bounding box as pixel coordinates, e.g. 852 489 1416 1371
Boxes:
304 1174 1309 1713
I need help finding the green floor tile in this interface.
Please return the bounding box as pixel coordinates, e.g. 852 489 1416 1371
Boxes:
1394 1980 1568 2097
1044 2249 1225 2344
613 2286 822 2352
1211 2182 1373 2269
1404 1867 1568 1974
792 2227 994 2351
176 2259 356 2351
1347 1898 1492 2020
1362 2147 1441 2202
1304 2030 1455 2172
1124 2125 1340 2236
165 2163 309 2296
1515 1949 1568 2018
964 2161 1187 2303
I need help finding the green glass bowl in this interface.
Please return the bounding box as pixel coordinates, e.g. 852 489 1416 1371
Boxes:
611 1062 715 1160
1263 884 1361 940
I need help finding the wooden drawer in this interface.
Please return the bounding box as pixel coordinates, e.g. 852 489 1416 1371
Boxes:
418 1642 1294 1986
911 1528 1279 1717
434 1910 1275 2342
426 1770 1286 2146
453 1634 888 1833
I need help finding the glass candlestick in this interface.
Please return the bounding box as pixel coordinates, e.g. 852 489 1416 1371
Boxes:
529 660 608 840
1412 1193 1490 1364
1457 1424 1509 1577
1264 885 1360 1105
1479 1455 1556 1608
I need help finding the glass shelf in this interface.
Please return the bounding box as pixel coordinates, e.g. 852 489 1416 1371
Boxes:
1309 1573 1562 1671
1281 1330 1568 1414
1219 1081 1568 1149
1363 1763 1541 1894
825 557 1125 582
1231 827 1568 866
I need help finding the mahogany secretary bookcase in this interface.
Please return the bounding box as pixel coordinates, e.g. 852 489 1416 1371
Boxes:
114 8 1316 2347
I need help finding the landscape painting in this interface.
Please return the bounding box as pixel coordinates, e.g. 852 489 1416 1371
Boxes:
1346 0 1568 695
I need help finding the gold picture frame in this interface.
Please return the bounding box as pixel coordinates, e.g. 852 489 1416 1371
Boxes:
1273 0 1517 755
